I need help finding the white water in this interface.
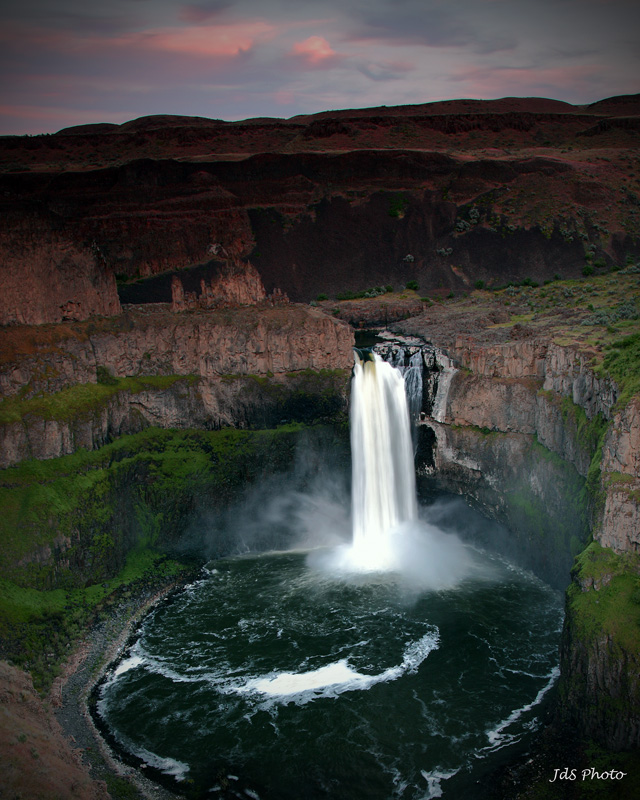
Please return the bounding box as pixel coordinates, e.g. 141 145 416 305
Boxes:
237 629 439 704
349 352 418 570
323 349 474 585
431 354 457 423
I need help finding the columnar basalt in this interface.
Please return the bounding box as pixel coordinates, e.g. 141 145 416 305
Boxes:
388 321 640 752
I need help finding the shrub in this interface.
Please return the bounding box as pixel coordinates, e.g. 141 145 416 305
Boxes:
96 366 118 386
316 293 328 301
388 194 408 218
474 279 485 290
583 264 595 276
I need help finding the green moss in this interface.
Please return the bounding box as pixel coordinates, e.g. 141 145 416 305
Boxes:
599 332 640 406
567 542 640 654
0 546 191 692
0 425 314 588
606 471 635 487
0 421 341 688
560 396 608 455
0 374 198 425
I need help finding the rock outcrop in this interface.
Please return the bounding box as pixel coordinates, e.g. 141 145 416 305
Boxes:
0 221 121 325
0 305 355 468
3 109 639 325
170 259 268 311
0 305 354 398
389 318 639 752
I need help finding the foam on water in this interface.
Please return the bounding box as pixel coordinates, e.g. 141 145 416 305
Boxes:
131 744 190 782
313 519 475 591
485 665 560 749
113 652 146 678
420 767 461 799
235 630 439 705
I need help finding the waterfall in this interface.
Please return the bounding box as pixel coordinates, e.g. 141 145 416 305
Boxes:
431 354 457 423
349 351 417 570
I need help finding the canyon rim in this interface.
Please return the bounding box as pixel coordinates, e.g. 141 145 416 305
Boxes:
1 94 639 799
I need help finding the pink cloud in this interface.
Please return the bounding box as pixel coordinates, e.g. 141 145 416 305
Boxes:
290 35 343 67
274 90 296 106
0 20 275 61
113 21 276 59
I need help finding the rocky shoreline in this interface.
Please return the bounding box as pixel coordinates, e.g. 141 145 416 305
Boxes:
52 577 194 800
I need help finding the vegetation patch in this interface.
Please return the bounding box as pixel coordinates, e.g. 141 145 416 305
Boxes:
598 332 640 406
0 424 312 589
560 396 608 455
0 547 192 692
0 374 198 425
567 541 640 654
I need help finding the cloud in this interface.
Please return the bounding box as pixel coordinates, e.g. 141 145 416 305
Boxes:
119 21 276 59
357 59 415 81
0 0 638 135
345 6 472 48
180 1 233 24
289 35 344 67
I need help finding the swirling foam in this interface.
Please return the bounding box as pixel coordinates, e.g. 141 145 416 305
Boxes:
234 629 439 705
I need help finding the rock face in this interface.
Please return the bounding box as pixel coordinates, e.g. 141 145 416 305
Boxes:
2 96 639 325
0 305 355 468
394 326 639 752
435 341 613 480
600 399 640 553
421 420 586 587
0 221 121 325
170 259 269 311
0 305 353 398
0 660 108 799
560 542 640 750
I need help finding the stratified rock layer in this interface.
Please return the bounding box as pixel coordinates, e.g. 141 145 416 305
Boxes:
0 305 355 467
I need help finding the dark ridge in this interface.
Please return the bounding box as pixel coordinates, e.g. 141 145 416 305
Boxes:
54 123 120 136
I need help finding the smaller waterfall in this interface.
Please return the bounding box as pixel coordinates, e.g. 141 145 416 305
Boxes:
350 351 417 570
385 347 424 425
431 355 457 423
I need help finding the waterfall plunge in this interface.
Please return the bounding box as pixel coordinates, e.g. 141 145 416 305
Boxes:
316 348 474 588
349 352 417 570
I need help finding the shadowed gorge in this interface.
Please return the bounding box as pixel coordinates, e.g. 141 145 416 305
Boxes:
1 95 639 800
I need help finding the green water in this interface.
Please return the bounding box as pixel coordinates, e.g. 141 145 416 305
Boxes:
97 547 562 799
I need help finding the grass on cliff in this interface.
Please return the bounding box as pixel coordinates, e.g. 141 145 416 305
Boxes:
458 269 640 408
0 374 198 425
0 548 191 693
597 331 640 407
0 422 320 691
0 423 312 588
567 541 640 654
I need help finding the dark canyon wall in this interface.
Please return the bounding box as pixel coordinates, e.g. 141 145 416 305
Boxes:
2 96 639 325
1 95 639 773
388 322 640 751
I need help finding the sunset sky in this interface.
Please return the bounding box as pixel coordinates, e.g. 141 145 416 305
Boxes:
1 0 639 135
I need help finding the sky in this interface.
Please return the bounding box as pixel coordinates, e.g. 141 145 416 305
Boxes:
1 0 639 135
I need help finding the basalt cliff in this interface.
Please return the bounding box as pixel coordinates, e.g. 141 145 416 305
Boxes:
1 95 639 798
